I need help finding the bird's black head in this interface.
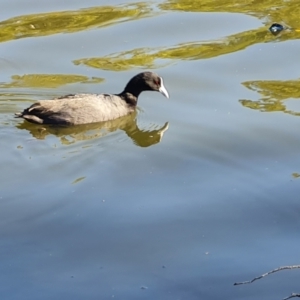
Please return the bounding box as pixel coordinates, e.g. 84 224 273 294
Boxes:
123 72 169 99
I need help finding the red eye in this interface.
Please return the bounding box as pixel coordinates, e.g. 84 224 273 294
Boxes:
154 79 160 86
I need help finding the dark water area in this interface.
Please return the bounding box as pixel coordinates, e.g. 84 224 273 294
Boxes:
1 1 300 299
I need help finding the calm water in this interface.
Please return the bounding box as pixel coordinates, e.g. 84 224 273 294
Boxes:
1 1 300 299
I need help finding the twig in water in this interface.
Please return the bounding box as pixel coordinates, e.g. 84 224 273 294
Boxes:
282 293 300 300
234 265 300 285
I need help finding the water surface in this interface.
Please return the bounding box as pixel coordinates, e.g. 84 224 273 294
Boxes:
1 1 300 299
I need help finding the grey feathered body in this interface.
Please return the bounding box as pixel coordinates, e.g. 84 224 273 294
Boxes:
15 72 169 125
17 93 134 125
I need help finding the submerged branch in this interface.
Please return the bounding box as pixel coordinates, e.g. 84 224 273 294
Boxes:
234 265 300 285
283 293 300 300
234 265 300 300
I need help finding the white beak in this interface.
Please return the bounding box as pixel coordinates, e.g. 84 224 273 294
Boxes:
158 77 169 99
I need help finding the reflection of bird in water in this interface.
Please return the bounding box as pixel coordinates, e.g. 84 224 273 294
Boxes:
124 120 169 148
15 72 169 125
16 111 169 148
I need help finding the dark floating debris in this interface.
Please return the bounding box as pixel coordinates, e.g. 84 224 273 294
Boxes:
269 23 284 35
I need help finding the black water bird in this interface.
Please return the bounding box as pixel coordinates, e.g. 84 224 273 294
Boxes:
15 72 169 125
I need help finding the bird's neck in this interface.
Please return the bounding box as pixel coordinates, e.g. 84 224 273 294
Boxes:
118 91 139 106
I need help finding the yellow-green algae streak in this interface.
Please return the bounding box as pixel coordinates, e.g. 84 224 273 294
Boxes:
72 177 86 184
240 79 300 116
160 0 300 28
0 74 104 89
74 0 300 71
74 28 272 71
0 2 152 43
